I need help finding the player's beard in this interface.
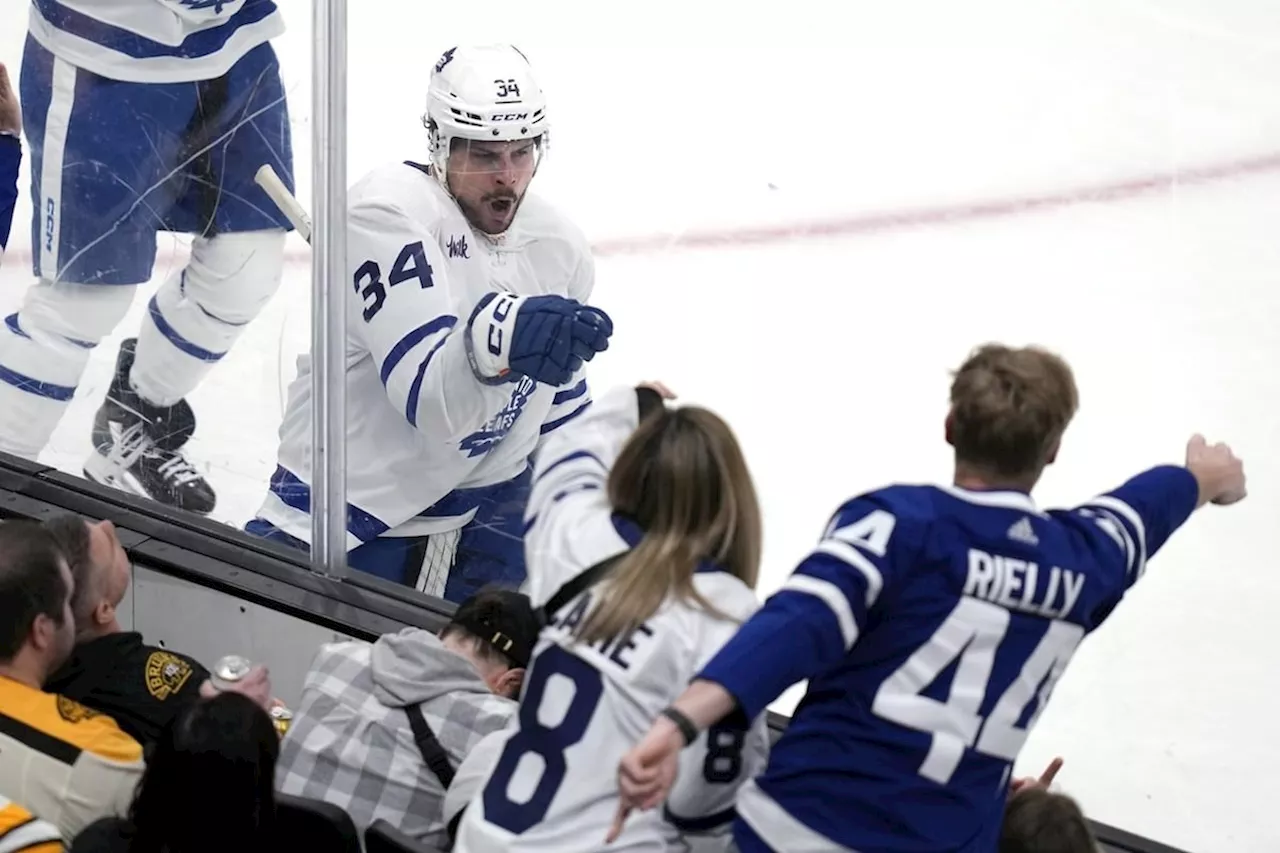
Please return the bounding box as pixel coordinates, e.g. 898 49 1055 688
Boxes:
460 189 525 236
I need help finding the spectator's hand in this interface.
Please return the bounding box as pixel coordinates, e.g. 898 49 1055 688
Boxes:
1185 434 1246 507
0 64 19 136
198 663 273 710
1010 756 1063 795
607 718 684 843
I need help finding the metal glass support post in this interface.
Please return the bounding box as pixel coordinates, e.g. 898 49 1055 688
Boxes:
309 0 348 578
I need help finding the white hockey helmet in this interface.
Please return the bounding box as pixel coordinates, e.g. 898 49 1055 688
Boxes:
423 44 549 187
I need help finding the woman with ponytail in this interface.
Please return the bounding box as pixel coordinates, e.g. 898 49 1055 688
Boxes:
451 382 770 853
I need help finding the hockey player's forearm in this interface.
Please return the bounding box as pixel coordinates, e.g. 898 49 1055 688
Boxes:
398 328 526 442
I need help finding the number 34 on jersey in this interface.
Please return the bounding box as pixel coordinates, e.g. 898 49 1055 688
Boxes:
353 240 434 323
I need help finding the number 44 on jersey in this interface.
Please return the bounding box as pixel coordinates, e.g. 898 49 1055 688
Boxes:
825 508 1085 786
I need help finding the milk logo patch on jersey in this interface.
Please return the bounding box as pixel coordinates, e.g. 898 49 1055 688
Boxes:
448 234 470 259
458 375 536 457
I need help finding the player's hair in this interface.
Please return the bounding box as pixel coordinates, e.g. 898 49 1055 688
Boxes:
949 343 1079 479
574 403 762 646
999 786 1098 853
42 514 97 631
0 520 71 661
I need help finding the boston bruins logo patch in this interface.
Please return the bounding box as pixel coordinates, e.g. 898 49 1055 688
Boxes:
56 695 101 723
145 651 194 701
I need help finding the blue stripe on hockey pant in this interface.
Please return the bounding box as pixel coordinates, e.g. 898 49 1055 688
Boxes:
20 34 295 285
243 518 430 587
440 467 534 604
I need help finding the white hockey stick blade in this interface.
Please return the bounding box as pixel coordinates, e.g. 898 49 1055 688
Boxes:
254 164 313 243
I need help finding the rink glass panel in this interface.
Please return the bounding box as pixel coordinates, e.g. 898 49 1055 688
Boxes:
0 3 1277 852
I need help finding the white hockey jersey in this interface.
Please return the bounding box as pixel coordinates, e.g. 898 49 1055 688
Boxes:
257 162 595 549
452 386 771 853
26 0 284 84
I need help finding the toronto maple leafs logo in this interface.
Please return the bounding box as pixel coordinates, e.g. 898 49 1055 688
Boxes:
180 0 229 12
435 47 457 74
447 234 470 259
459 376 535 457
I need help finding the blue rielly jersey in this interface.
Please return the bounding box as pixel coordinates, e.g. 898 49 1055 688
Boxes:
697 466 1200 852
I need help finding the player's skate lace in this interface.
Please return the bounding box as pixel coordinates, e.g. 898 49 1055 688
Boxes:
155 453 203 487
106 422 203 487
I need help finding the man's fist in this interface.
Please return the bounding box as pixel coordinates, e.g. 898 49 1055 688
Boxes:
1185 434 1246 507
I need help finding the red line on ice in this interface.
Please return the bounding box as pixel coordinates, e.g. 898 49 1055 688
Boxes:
4 151 1278 267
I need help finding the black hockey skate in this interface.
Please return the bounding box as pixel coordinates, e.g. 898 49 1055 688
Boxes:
82 339 217 516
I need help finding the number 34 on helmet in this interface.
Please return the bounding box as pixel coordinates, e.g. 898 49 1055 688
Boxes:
422 44 550 186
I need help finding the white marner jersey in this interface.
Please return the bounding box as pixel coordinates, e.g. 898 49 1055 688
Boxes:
452 386 771 853
27 0 284 84
257 161 595 549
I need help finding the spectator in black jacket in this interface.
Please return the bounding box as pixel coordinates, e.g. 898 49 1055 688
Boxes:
42 513 272 745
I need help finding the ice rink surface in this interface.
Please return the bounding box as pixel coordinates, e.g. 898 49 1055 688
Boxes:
2 1 1279 849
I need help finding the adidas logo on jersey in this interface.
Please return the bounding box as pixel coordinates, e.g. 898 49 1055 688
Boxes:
1006 517 1039 546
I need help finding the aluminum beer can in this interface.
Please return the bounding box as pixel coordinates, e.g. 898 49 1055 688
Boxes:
210 654 253 692
269 704 294 737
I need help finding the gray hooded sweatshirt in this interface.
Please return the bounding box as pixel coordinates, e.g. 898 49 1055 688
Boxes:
275 627 518 850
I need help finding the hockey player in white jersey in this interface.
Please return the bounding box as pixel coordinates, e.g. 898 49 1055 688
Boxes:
245 44 613 602
0 1 296 514
451 382 771 853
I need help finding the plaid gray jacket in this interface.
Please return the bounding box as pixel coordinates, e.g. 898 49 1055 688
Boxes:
274 629 517 850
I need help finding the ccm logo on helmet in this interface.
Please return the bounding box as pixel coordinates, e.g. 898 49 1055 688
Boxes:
491 113 529 121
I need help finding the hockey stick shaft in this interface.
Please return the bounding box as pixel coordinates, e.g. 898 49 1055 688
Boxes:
254 164 313 244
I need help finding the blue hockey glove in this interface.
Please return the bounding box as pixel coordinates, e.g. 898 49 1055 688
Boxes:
570 306 613 362
467 292 613 387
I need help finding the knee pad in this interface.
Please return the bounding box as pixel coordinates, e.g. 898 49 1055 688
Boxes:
181 230 287 325
17 279 138 346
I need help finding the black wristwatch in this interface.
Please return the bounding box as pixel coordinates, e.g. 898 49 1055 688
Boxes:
659 706 699 747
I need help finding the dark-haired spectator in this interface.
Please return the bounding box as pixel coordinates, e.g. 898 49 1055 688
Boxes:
1001 759 1098 853
0 519 144 839
70 691 281 853
275 587 540 849
42 513 272 746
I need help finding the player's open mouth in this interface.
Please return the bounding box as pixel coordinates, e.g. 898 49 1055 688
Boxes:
489 198 514 216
